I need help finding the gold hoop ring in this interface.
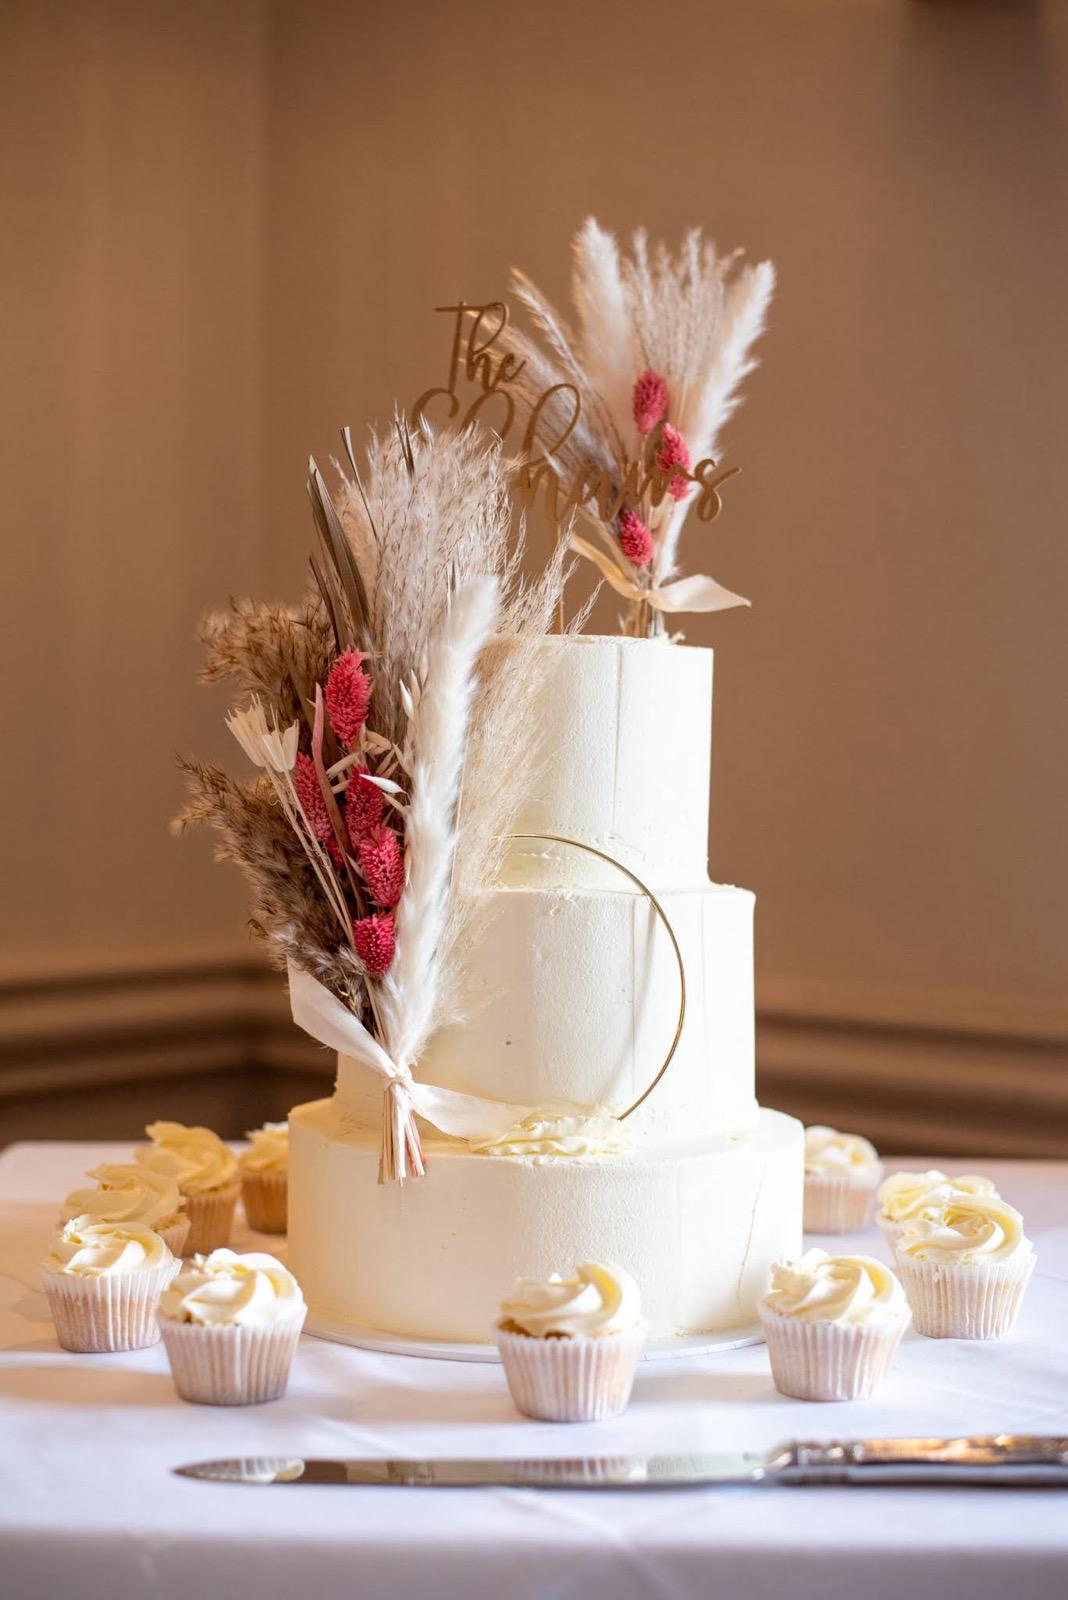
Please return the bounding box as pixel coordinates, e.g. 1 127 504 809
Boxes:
506 833 687 1122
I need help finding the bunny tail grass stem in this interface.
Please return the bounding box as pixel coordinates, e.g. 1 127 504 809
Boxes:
379 574 501 1079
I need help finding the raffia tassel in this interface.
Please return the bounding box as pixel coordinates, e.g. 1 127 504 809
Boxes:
378 1079 427 1184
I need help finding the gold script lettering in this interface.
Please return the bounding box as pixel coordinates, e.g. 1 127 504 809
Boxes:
693 461 741 521
411 305 741 534
411 303 526 433
513 382 582 524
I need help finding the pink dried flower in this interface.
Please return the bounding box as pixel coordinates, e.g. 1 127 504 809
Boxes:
345 768 385 842
656 423 693 501
633 370 668 436
618 508 654 568
359 825 405 909
293 753 333 843
325 649 372 748
353 912 396 977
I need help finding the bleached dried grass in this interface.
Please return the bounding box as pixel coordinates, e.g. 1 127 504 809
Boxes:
495 216 775 606
179 417 568 1027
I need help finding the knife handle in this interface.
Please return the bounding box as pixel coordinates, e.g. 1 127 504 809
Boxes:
768 1436 1068 1487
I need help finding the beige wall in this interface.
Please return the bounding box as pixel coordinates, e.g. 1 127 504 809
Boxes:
2 0 1066 1149
2 0 267 968
0 2 289 1140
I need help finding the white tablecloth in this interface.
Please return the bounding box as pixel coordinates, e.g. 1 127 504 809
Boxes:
1 1142 1066 1600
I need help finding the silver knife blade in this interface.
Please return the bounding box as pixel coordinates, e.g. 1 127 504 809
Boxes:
174 1452 766 1488
175 1436 1068 1489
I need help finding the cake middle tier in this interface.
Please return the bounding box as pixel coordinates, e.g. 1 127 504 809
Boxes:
335 880 757 1140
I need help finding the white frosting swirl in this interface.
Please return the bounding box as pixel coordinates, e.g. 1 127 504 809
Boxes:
137 1121 237 1194
61 1163 183 1230
472 1112 630 1161
161 1249 304 1328
877 1169 998 1225
240 1122 289 1175
45 1217 172 1276
763 1249 908 1326
804 1124 880 1177
499 1261 641 1338
896 1195 1032 1265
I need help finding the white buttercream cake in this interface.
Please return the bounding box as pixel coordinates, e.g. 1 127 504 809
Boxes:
289 635 803 1341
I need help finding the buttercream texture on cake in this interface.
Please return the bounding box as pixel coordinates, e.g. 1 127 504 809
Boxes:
500 635 713 890
336 637 755 1141
289 635 804 1342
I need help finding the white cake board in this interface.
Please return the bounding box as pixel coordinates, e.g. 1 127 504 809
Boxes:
304 1314 764 1362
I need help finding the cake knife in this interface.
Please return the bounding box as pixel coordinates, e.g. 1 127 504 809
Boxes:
176 1436 1068 1488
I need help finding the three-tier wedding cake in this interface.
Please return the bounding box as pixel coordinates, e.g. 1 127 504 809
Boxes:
288 634 803 1342
182 216 805 1348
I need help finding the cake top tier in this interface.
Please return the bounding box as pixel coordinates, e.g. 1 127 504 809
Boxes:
502 635 713 892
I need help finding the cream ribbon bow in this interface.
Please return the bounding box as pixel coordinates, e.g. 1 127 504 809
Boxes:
569 534 750 614
288 962 544 1180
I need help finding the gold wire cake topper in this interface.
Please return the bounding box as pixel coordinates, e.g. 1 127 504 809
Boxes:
507 833 687 1122
284 826 687 1182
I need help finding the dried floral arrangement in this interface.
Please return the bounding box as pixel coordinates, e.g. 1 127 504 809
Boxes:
178 421 571 1181
494 218 775 638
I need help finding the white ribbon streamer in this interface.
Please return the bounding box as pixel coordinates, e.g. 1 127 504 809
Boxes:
569 533 750 613
287 962 540 1143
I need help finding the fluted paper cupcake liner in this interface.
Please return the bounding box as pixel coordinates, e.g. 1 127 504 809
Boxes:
41 1257 179 1353
759 1303 908 1400
494 1322 645 1422
159 1311 305 1405
803 1169 882 1233
893 1251 1034 1339
240 1170 288 1234
157 1214 192 1258
181 1180 240 1255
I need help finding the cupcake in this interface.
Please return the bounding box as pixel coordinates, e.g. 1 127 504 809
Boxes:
494 1261 645 1422
40 1218 178 1352
159 1248 306 1405
875 1169 998 1247
759 1249 910 1401
239 1122 288 1234
894 1194 1034 1339
137 1121 239 1254
803 1125 883 1232
61 1162 190 1259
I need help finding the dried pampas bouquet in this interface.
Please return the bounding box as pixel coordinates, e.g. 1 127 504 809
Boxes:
178 420 568 1181
497 217 775 637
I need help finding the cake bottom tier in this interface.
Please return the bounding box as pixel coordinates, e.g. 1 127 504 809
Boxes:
288 1099 803 1342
